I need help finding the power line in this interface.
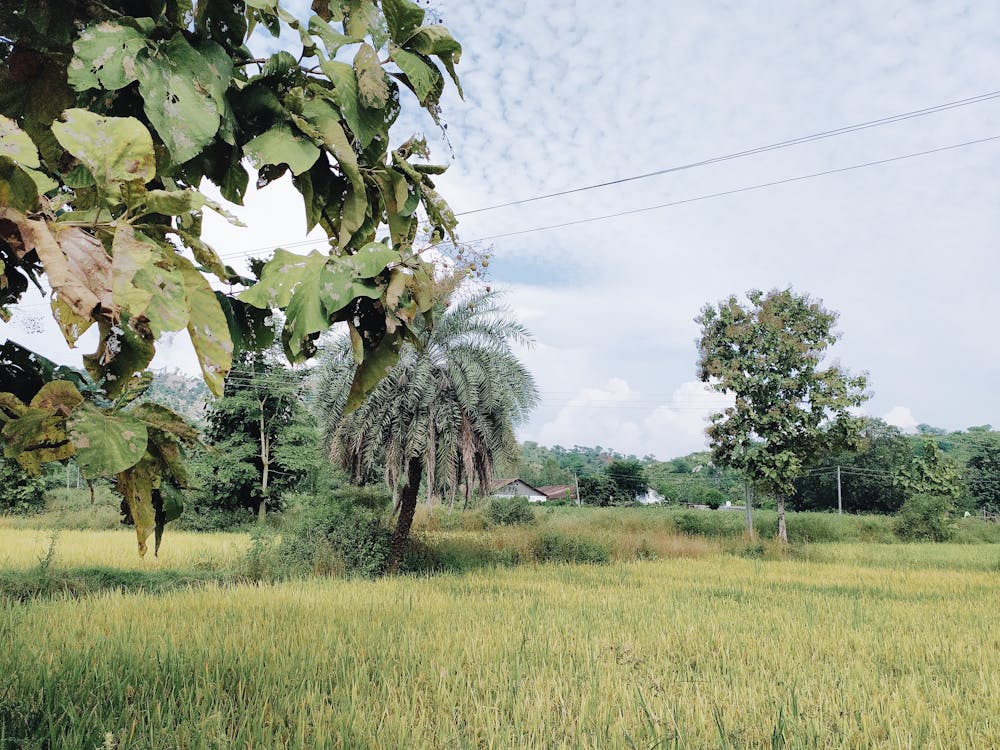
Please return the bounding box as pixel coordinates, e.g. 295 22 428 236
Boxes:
455 134 1000 244
205 131 1000 264
453 88 1000 216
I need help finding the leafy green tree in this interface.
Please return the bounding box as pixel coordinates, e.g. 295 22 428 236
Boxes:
967 442 1000 509
896 439 964 501
606 459 648 503
579 473 622 506
0 454 48 514
194 351 320 522
0 0 466 552
792 419 910 513
318 288 538 570
696 288 869 542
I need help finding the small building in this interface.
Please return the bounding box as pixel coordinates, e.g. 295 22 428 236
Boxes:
491 478 548 503
635 488 665 505
539 485 577 502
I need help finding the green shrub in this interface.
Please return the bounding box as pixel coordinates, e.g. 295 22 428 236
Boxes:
703 489 725 510
533 531 610 564
273 486 392 578
0 457 49 515
486 496 536 526
895 494 954 542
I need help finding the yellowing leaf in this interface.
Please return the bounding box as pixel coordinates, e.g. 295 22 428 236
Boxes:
354 43 389 109
174 256 233 396
67 21 147 92
68 402 148 479
0 115 40 168
52 109 156 186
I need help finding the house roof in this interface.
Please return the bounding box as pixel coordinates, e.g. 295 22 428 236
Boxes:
490 477 547 495
539 485 574 498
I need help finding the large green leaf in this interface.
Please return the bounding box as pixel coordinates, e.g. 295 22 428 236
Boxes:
244 125 321 176
67 21 148 92
0 116 40 168
111 225 188 337
68 403 148 478
215 293 276 353
404 25 463 95
308 15 358 55
318 60 384 148
346 332 403 411
116 457 157 556
282 265 329 360
131 402 201 446
0 157 41 212
51 109 156 186
238 249 329 309
391 47 441 105
300 99 366 247
382 0 425 43
354 43 390 109
318 261 383 317
136 34 222 165
174 256 233 397
345 241 400 277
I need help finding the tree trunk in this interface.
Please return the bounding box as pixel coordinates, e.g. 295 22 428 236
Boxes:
388 457 423 573
776 493 788 543
258 400 269 522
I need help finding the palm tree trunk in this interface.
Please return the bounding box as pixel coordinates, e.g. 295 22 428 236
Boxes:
389 457 423 573
776 493 788 543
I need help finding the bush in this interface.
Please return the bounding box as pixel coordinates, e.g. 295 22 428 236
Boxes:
533 531 610 564
895 494 954 542
703 489 725 510
0 457 49 515
276 486 392 578
486 496 536 526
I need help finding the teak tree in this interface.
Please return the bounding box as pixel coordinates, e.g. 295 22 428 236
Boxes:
696 288 868 543
0 0 464 553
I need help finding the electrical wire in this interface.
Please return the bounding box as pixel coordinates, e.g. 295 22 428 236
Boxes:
453 88 1000 216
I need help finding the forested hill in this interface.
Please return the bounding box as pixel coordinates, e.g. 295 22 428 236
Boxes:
146 370 211 426
514 424 1000 512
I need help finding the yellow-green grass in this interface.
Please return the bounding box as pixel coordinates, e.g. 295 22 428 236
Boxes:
0 523 249 572
2 544 1000 748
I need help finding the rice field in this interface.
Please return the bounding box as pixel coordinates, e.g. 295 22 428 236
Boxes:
2 530 1000 748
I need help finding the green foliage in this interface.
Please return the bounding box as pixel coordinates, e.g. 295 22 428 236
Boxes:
967 442 1000 509
896 439 964 500
276 486 392 578
696 288 868 541
895 494 955 542
190 350 322 524
0 455 48 513
319 288 538 560
792 419 911 514
533 532 610 564
0 0 468 553
486 496 536 526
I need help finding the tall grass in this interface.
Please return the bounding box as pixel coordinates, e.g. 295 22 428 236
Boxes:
2 555 1000 748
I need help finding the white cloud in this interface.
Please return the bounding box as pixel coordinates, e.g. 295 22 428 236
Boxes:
524 378 733 459
883 406 919 433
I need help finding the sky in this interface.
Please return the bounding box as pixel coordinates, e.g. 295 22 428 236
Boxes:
4 0 1000 460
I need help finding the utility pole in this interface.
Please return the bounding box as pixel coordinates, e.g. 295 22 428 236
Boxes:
744 480 754 538
836 465 843 514
574 473 581 507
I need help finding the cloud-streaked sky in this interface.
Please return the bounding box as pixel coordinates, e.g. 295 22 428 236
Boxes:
4 1 999 459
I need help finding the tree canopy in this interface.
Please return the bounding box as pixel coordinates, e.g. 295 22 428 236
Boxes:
319 288 538 569
696 288 868 541
0 0 465 553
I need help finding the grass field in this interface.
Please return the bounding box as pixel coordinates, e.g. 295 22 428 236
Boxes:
2 528 1000 748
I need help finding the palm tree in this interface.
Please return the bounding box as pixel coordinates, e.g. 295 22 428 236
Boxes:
317 288 538 570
